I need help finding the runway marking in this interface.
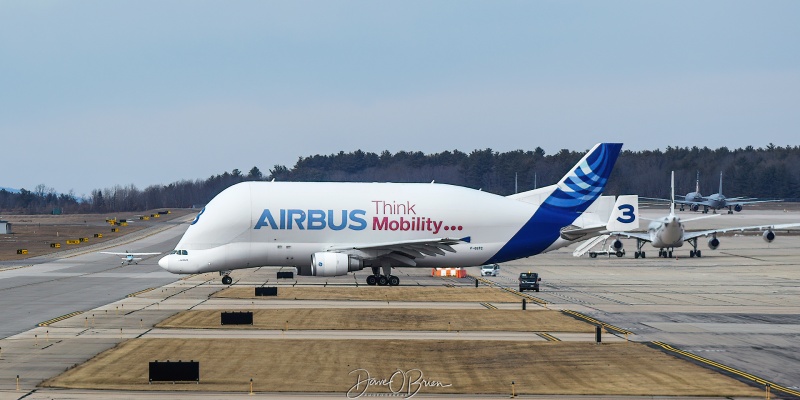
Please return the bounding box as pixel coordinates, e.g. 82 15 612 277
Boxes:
651 341 800 398
162 278 214 301
38 311 83 327
17 389 37 399
500 287 548 305
475 276 497 287
561 310 633 335
0 264 34 272
537 332 561 341
479 302 498 310
126 287 157 297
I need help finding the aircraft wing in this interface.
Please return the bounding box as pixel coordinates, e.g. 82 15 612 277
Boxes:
681 214 720 223
640 197 670 203
683 223 800 241
727 199 783 207
100 252 161 256
560 224 607 241
640 197 700 207
327 238 466 267
610 231 651 242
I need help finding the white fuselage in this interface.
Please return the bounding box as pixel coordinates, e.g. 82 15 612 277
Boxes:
646 214 685 248
158 182 580 275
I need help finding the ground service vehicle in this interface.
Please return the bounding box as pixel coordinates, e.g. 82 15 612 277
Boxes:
519 272 540 292
480 264 500 276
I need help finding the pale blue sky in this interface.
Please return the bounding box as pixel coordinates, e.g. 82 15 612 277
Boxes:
2 1 799 196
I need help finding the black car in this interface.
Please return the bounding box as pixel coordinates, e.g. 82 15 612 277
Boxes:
518 272 541 292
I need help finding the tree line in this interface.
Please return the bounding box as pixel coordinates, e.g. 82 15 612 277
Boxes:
1 144 799 214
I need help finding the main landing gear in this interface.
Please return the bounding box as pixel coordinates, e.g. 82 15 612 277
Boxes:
658 248 674 258
220 270 233 285
688 238 702 258
634 238 647 259
366 267 400 286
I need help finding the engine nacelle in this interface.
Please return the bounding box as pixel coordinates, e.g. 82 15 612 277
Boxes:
734 204 742 212
690 204 699 212
763 229 775 243
309 252 363 277
707 237 720 250
611 239 624 251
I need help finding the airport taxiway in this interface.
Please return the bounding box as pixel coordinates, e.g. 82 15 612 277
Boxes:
1 207 800 398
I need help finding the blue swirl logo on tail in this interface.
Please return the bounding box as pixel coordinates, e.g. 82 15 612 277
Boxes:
543 143 620 213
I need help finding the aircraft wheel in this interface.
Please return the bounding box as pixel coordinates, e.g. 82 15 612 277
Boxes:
366 275 377 285
668 251 673 258
641 251 646 258
634 252 640 259
222 275 232 285
388 275 400 286
616 251 624 257
689 250 695 258
377 275 389 286
589 252 597 258
696 250 702 257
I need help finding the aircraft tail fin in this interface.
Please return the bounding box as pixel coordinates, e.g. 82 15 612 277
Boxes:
485 143 623 264
695 171 700 193
540 143 623 214
718 171 723 196
670 171 676 216
605 195 639 232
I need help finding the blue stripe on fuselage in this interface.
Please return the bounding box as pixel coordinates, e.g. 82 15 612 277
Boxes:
484 205 575 264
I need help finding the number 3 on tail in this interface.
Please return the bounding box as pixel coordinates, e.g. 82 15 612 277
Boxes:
616 204 635 223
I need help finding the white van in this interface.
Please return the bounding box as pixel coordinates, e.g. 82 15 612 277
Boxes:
480 264 500 277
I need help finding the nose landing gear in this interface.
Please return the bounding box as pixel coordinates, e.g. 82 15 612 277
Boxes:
219 270 233 285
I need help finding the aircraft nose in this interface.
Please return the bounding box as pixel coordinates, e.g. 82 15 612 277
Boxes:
158 256 169 271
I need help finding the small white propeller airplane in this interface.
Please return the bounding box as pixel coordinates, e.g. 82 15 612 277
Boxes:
100 251 161 265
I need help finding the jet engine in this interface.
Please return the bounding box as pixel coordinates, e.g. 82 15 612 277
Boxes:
690 204 699 212
734 204 743 212
611 239 624 251
763 229 775 243
707 236 720 250
308 252 364 277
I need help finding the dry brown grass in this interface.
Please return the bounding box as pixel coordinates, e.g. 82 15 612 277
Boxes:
43 338 762 397
214 286 522 302
0 210 194 261
157 309 592 332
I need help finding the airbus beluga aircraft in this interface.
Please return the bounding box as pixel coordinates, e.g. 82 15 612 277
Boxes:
158 143 626 285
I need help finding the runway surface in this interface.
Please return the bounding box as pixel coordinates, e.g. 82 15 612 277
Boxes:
1 207 800 398
0 221 188 339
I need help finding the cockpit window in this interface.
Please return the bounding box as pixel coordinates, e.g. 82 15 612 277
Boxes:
180 250 188 255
